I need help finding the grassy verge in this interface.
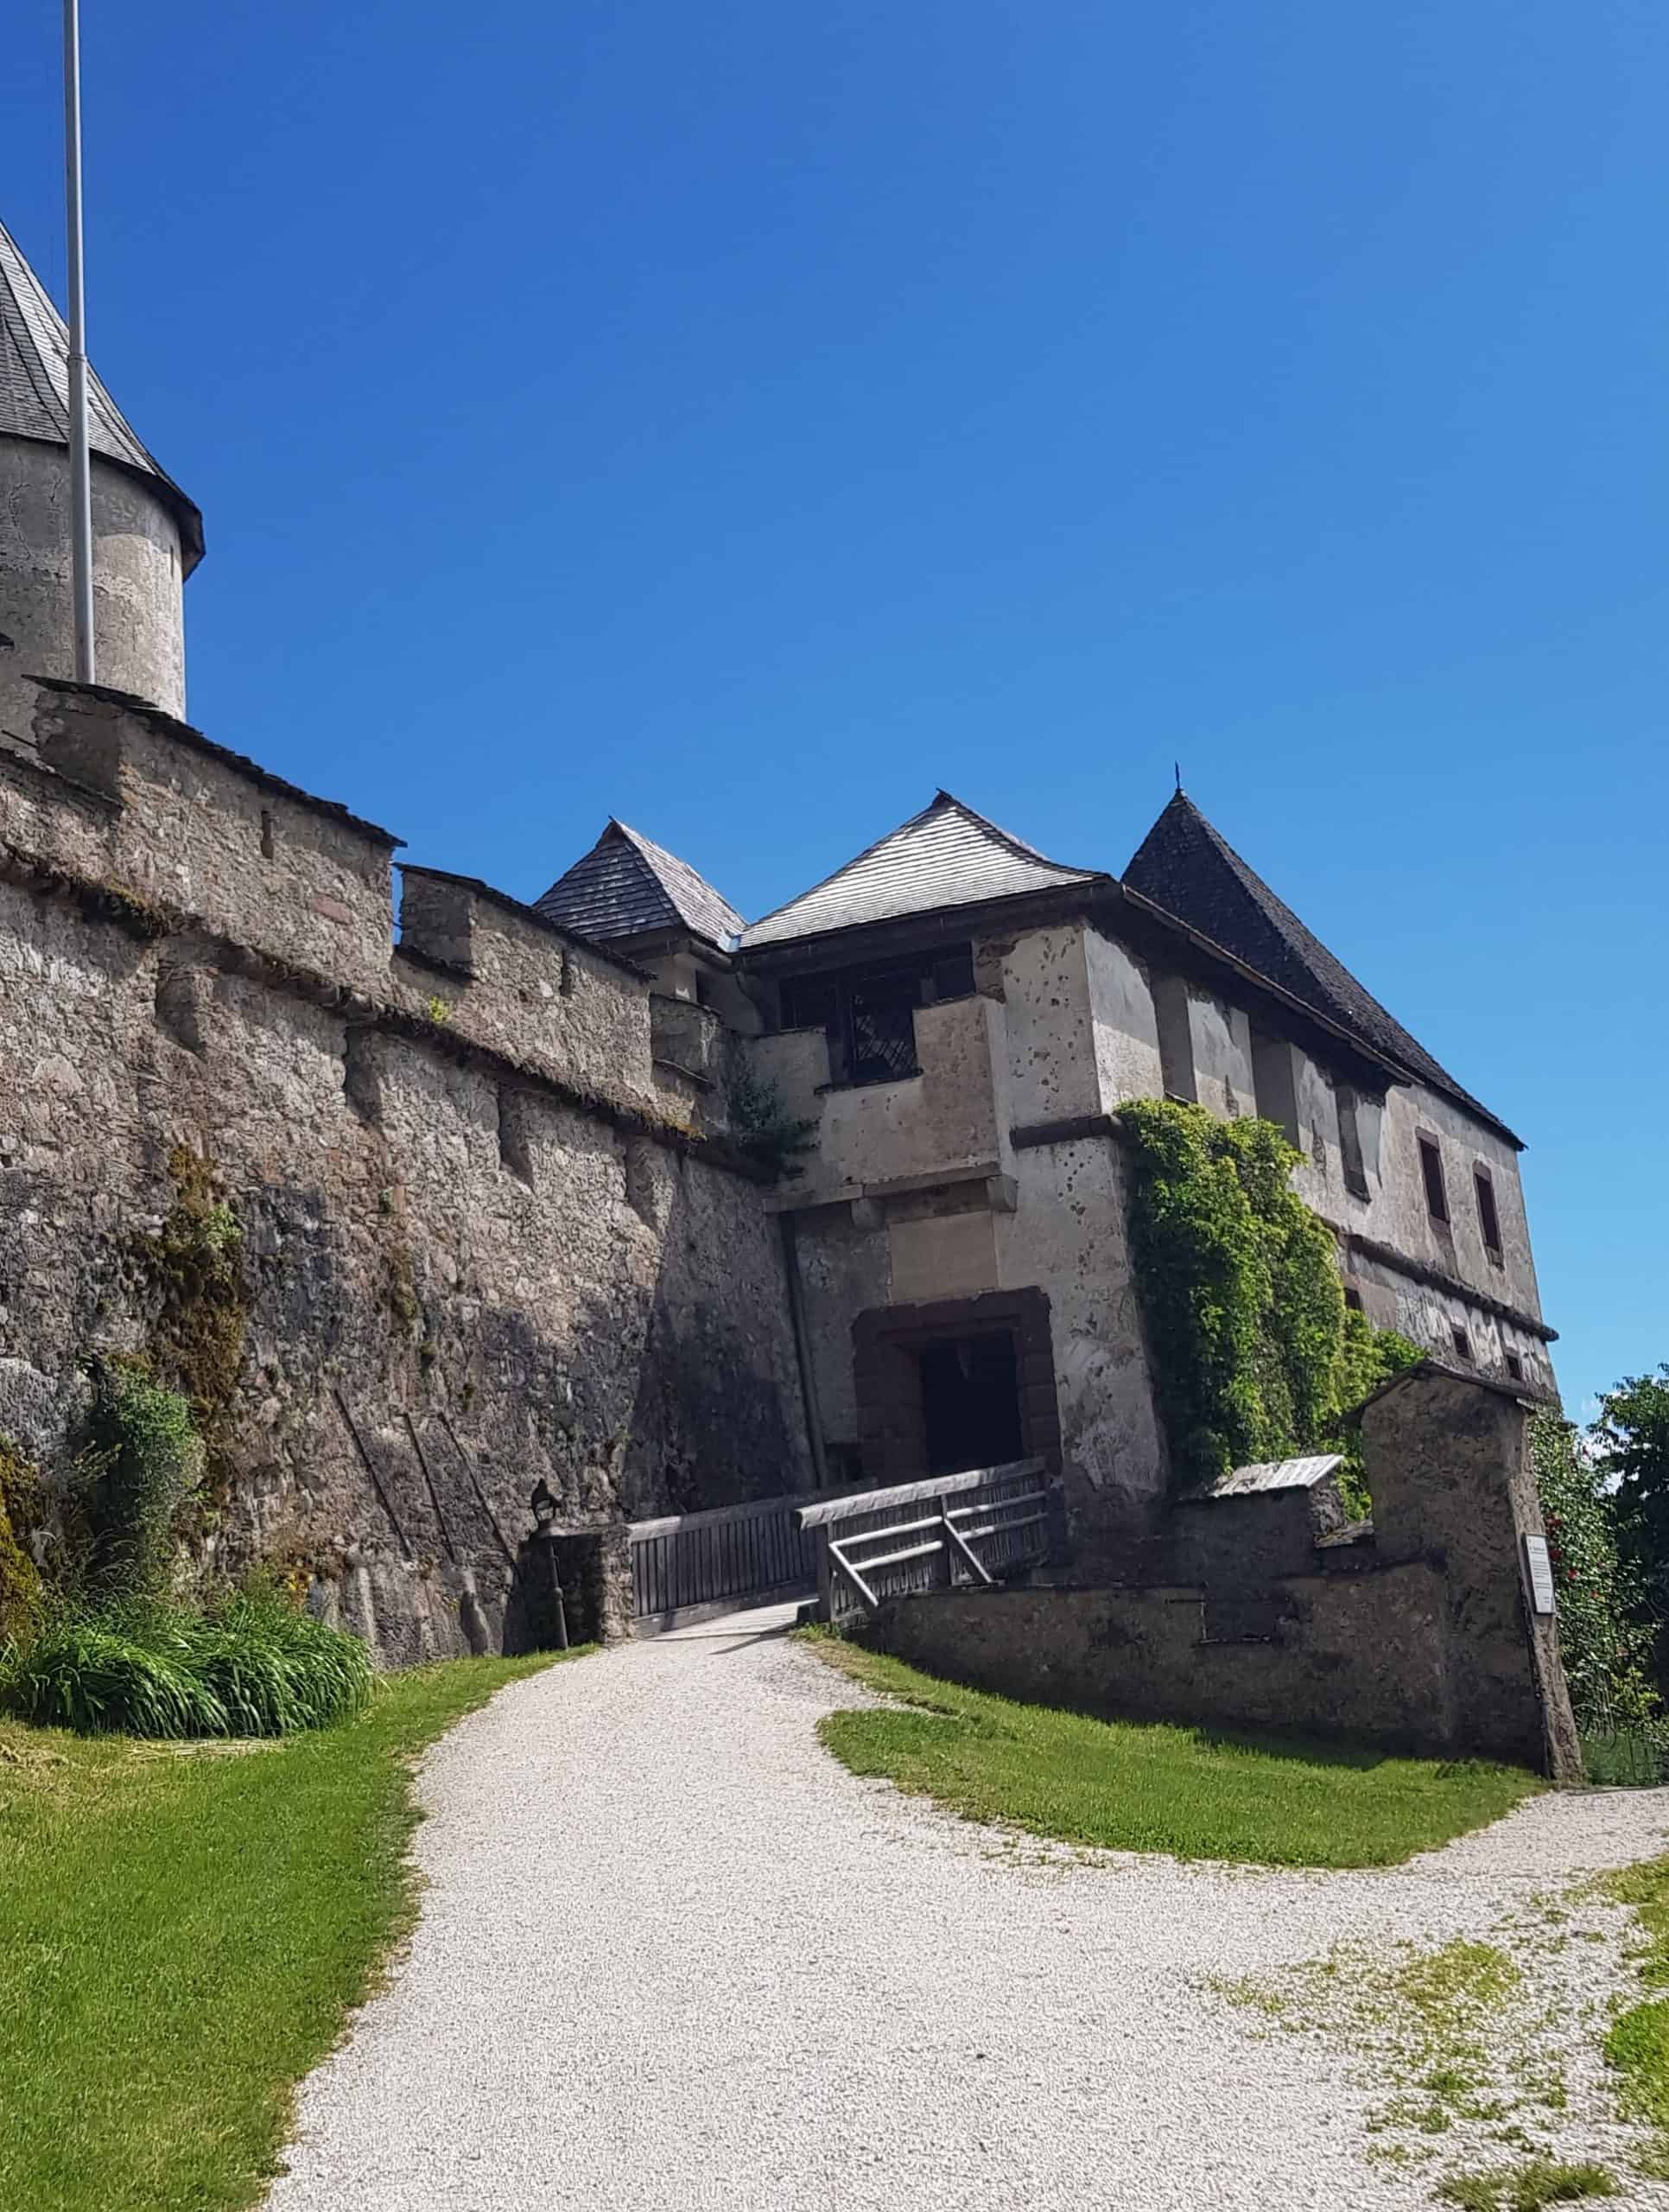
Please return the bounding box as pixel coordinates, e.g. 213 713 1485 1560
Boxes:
1599 1853 1669 2160
0 1649 571 2212
805 1634 1540 1867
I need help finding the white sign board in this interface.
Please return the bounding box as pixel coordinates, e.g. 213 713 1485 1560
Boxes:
1522 1534 1557 1617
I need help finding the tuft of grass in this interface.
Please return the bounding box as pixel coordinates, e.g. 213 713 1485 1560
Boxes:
805 1634 1540 1867
1435 2158 1617 2209
1597 1854 1669 2139
0 1648 574 2212
1 1596 373 1738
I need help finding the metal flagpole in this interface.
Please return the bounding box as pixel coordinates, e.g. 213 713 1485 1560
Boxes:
62 0 96 683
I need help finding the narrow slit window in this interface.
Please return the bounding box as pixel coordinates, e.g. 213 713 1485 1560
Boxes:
1418 1135 1450 1224
1475 1168 1502 1260
1450 1323 1472 1363
259 807 276 859
1337 1086 1369 1201
1504 1351 1524 1382
1343 1287 1363 1314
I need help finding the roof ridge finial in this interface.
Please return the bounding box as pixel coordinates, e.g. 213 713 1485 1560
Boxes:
1174 761 1184 795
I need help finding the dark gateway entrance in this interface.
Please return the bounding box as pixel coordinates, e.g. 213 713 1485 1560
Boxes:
917 1333 1023 1474
853 1287 1063 1488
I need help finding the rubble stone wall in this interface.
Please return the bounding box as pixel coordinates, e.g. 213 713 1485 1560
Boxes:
0 683 811 1663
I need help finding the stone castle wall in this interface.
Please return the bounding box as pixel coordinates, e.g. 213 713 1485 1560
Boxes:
0 680 811 1662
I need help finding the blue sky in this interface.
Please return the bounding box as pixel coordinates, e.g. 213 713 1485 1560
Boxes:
3 2 1664 1417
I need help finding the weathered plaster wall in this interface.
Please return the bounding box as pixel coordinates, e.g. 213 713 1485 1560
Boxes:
0 686 811 1662
0 442 186 748
1084 926 1164 1107
994 1136 1167 1558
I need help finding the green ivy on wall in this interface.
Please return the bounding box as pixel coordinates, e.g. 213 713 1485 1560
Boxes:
1116 1098 1419 1504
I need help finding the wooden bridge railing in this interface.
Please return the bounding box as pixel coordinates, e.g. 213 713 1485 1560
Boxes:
795 1458 1056 1628
626 1491 820 1632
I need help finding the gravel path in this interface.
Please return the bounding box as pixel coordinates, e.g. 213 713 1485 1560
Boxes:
266 1612 1669 2212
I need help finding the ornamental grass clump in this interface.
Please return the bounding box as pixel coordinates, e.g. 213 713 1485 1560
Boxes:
0 1592 371 1740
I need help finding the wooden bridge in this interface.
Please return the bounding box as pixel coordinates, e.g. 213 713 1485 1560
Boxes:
626 1458 1057 1635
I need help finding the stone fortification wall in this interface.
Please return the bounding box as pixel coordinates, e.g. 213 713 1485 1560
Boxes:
865 1368 1580 1777
0 681 810 1662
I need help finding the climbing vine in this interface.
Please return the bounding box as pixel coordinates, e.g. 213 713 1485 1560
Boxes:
1116 1099 1418 1498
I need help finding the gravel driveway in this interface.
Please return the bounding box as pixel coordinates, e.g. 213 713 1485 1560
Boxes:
266 1611 1669 2212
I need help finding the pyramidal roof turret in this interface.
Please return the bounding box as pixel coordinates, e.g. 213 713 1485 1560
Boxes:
0 217 202 571
535 819 744 951
1125 789 1518 1143
740 791 1100 950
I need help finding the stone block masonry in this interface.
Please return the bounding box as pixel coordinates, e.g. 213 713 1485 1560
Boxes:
866 1366 1581 1777
0 680 811 1663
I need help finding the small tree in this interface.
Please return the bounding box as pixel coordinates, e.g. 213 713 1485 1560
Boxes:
1531 1409 1660 1738
1595 1365 1669 1623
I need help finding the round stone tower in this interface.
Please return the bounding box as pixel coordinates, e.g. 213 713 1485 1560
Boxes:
1 217 203 751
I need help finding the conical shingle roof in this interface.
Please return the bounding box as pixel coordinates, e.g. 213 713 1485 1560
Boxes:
0 218 202 571
535 820 743 951
740 791 1100 950
1125 791 1517 1142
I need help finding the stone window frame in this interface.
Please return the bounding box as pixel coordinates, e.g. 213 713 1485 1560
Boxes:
851 1287 1062 1487
1417 1131 1450 1226
1474 1163 1505 1266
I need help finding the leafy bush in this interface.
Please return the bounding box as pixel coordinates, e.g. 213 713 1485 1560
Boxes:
0 1434 44 1642
1530 1411 1663 1746
0 1593 372 1739
1594 1363 1669 1620
726 1064 816 1176
1116 1099 1418 1495
83 1363 203 1600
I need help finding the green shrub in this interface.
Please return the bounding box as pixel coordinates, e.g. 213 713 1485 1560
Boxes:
1117 1099 1418 1497
726 1064 816 1176
83 1363 203 1600
0 1434 44 1642
2 1612 229 1738
0 1593 371 1739
1531 1411 1664 1748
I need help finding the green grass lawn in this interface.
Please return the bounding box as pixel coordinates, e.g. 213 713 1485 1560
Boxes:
0 1649 568 2212
1600 1853 1669 2158
807 1634 1542 1868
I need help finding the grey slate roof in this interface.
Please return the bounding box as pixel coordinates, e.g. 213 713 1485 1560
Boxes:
534 820 743 951
0 218 203 571
740 791 1100 950
1124 791 1515 1142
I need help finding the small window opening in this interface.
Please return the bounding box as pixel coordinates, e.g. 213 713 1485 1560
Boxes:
497 1087 535 1184
1504 1351 1524 1382
259 807 276 859
917 1333 1023 1476
1418 1135 1450 1224
1450 1323 1472 1363
777 944 974 1089
1337 1086 1369 1201
1475 1168 1502 1261
1343 1287 1363 1314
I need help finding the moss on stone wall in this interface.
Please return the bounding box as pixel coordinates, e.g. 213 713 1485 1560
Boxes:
133 1147 250 1440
